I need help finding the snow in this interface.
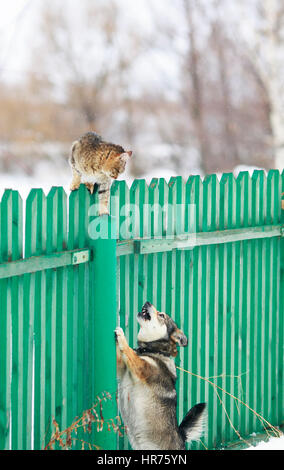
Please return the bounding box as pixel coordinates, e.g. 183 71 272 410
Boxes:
0 167 70 201
233 165 265 177
247 434 284 450
0 163 272 201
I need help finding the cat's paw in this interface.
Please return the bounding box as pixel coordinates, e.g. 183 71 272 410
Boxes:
85 183 94 194
70 184 80 191
99 209 110 216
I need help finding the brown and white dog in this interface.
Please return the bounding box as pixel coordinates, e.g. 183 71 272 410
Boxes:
115 301 206 450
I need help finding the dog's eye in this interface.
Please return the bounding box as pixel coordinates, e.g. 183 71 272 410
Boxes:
158 312 165 319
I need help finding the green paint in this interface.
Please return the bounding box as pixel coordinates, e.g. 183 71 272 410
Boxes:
0 173 283 451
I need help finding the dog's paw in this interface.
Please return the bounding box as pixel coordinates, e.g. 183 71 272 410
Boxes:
115 327 126 350
115 327 124 339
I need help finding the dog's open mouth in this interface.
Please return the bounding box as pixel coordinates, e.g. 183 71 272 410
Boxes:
138 303 151 321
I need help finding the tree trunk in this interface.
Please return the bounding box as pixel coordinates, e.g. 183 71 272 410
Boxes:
183 0 210 174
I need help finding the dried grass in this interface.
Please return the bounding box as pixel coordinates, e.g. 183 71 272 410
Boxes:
177 366 283 447
44 391 126 450
45 367 282 450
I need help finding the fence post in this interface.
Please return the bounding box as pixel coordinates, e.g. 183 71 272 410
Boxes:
90 215 117 450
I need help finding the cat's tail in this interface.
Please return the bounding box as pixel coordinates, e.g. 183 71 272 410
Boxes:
179 403 207 443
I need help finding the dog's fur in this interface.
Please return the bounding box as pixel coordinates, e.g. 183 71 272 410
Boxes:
115 302 206 450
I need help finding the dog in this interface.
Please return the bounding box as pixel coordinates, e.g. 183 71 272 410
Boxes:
115 301 206 450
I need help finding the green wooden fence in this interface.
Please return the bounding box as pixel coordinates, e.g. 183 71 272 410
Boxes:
0 170 283 450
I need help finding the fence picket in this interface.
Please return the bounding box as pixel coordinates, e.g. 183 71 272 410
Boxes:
279 171 284 428
46 187 67 446
25 189 47 450
184 175 203 450
267 171 281 428
0 191 23 449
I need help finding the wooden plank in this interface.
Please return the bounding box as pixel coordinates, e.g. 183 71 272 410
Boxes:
9 191 23 449
133 224 283 255
279 170 284 427
0 190 22 449
28 189 47 450
0 248 90 279
46 187 67 448
116 225 283 256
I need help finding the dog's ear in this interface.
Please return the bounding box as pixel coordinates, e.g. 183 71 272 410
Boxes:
170 329 188 347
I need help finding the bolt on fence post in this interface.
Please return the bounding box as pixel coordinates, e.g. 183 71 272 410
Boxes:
90 215 117 450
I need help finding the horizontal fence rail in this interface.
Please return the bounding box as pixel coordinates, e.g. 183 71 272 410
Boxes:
0 169 283 451
0 249 91 280
117 224 283 256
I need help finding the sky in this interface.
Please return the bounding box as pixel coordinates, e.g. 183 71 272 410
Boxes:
0 0 39 81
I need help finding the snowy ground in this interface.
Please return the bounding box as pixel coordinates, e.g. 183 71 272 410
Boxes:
246 434 283 450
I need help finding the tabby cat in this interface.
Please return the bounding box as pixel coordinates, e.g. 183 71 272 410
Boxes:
69 132 132 215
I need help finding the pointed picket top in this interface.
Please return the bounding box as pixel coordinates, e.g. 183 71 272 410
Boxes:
68 184 92 248
145 178 163 239
157 178 169 239
25 188 47 258
281 170 284 215
167 176 185 236
202 173 220 232
148 178 160 237
219 173 236 230
130 179 148 239
47 186 68 203
186 174 203 201
130 178 147 193
267 169 281 224
251 170 266 226
112 180 130 240
0 190 23 262
168 176 184 200
69 183 90 203
236 170 249 182
235 171 250 227
149 177 159 190
130 178 148 201
185 175 203 233
46 187 68 253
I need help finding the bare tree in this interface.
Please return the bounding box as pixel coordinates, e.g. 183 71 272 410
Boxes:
209 11 240 169
182 0 210 173
238 0 284 169
29 0 145 140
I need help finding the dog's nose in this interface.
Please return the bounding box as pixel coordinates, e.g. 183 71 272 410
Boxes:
143 301 152 310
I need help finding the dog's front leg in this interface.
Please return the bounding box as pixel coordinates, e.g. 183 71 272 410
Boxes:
115 327 155 382
116 334 126 379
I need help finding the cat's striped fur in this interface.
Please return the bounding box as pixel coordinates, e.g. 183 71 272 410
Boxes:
69 131 132 215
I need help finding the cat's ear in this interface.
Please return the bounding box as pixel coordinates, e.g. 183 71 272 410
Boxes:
71 140 79 153
120 151 132 161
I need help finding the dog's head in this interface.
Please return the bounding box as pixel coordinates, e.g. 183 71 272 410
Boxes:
137 302 188 351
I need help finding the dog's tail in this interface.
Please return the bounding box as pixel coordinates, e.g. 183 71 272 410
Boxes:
179 403 207 443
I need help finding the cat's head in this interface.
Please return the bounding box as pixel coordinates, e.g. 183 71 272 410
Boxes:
110 150 132 178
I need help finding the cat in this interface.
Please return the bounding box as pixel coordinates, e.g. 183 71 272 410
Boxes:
69 131 132 215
